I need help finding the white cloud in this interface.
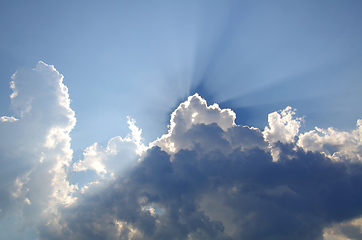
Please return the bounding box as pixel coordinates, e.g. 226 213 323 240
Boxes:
73 142 108 175
263 106 303 161
0 116 18 122
72 136 139 177
263 106 303 144
72 117 145 179
0 61 77 236
152 93 237 154
298 119 362 162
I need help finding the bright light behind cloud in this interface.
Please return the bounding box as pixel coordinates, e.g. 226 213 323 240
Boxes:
1 62 362 240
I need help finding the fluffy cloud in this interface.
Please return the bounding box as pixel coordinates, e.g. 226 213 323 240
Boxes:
45 95 362 240
263 106 303 161
152 94 238 154
1 63 362 240
72 117 144 177
298 120 362 162
0 61 77 238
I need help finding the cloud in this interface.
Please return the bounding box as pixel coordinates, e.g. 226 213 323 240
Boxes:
152 93 238 153
0 61 76 236
298 120 362 162
263 106 304 161
0 116 18 122
72 117 144 177
42 94 362 240
1 62 362 240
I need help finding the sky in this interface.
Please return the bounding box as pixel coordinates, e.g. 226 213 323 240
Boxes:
0 1 362 240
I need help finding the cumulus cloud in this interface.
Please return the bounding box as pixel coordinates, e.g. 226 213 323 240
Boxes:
263 106 304 161
152 93 238 154
43 94 362 240
0 61 76 236
298 120 362 162
72 117 145 177
1 63 362 240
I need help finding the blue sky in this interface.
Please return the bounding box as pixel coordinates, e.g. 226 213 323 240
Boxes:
1 1 362 239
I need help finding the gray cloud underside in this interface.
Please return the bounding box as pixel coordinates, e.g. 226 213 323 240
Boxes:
2 62 362 240
45 123 362 240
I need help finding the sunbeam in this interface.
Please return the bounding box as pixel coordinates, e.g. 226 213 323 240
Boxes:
1 1 362 240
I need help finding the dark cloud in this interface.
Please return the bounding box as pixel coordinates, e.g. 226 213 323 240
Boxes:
41 121 362 240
